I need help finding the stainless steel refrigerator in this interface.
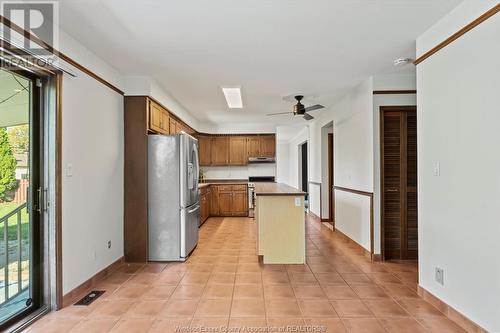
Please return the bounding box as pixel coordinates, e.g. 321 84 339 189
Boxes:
148 133 200 261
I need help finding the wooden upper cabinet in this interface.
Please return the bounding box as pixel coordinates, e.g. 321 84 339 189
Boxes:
247 137 260 158
229 136 248 165
149 100 171 134
260 135 276 157
211 137 229 165
169 118 178 134
161 112 170 134
199 136 212 166
149 101 164 133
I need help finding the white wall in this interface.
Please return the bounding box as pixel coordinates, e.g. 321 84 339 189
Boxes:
333 78 374 250
58 31 124 294
307 110 334 219
201 164 276 180
416 2 500 331
199 122 277 134
276 126 308 189
276 141 290 184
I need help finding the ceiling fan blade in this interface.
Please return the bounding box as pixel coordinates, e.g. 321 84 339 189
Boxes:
266 111 293 116
303 113 314 121
304 104 324 112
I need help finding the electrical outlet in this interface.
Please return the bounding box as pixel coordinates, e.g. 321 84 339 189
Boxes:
435 267 444 285
295 197 301 207
107 240 112 249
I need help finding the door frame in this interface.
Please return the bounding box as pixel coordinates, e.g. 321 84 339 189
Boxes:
0 69 63 333
379 105 417 261
328 133 334 224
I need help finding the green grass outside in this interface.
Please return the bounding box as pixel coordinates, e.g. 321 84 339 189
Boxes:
0 202 29 241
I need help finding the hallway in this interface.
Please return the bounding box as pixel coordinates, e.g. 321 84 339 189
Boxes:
26 216 464 333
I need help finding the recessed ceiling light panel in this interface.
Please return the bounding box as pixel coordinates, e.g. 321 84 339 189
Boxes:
222 87 243 108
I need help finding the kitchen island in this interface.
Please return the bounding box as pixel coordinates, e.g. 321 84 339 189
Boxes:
254 183 306 264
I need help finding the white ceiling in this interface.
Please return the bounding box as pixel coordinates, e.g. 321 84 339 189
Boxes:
58 0 461 125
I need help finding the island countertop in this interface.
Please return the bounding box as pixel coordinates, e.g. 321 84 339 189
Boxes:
254 182 306 196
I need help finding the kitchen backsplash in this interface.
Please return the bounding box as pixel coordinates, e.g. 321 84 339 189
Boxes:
201 164 276 180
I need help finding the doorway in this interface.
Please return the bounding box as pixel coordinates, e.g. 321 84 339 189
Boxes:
380 106 417 260
0 68 45 329
298 142 308 206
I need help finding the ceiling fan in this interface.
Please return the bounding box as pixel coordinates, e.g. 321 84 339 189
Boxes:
267 95 324 121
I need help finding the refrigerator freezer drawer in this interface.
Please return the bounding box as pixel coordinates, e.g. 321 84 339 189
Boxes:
181 204 200 258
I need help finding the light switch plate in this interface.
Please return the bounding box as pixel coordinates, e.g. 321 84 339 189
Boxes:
433 162 440 176
295 197 301 207
435 267 444 285
66 163 73 177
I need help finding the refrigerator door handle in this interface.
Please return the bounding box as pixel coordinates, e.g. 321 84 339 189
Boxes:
192 143 200 189
187 205 200 214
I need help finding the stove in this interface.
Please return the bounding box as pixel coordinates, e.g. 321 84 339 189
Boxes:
248 176 275 217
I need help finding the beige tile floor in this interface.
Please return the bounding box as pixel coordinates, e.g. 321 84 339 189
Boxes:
24 215 466 333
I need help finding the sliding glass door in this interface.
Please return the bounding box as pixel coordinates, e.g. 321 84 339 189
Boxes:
0 67 43 329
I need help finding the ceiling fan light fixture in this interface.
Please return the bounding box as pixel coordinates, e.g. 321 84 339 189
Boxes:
221 87 243 108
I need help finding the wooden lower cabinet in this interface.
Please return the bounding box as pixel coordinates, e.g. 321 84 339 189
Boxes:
200 187 211 226
218 191 233 216
200 184 248 220
210 186 220 216
232 192 248 216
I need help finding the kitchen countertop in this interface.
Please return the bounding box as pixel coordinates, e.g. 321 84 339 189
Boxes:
254 182 306 196
199 179 248 188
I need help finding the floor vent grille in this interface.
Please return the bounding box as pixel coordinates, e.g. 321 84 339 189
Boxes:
74 290 105 306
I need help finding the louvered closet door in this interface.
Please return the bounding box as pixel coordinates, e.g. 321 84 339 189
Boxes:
382 107 417 260
405 112 418 259
383 111 403 260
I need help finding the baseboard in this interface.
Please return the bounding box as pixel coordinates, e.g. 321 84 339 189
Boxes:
308 212 321 222
417 285 488 333
334 228 373 260
62 256 125 308
322 222 333 231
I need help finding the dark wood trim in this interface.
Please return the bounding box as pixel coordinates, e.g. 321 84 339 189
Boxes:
328 133 334 225
124 96 149 262
333 186 373 198
55 74 63 309
333 186 374 260
414 4 500 65
373 90 416 95
0 15 124 95
380 106 417 261
62 257 125 308
417 286 488 333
